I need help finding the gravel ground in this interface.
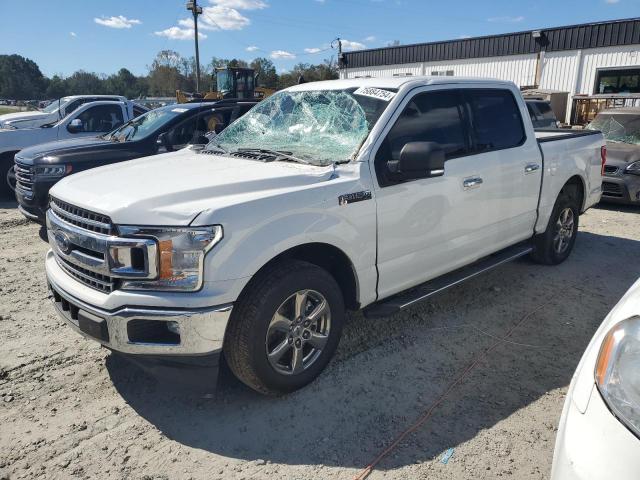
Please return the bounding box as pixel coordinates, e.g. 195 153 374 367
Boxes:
1 200 639 480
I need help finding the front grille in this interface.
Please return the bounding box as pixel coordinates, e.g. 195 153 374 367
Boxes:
14 161 34 193
57 256 116 293
49 197 114 235
604 165 620 176
602 181 623 197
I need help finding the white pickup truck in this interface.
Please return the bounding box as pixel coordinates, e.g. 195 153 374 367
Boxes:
1 100 143 197
0 95 128 130
44 77 605 395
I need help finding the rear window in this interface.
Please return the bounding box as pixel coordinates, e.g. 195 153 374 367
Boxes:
468 90 525 151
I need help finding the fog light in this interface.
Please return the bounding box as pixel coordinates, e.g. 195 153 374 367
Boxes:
167 321 180 335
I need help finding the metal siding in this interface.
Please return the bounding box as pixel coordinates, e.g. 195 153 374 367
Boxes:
343 18 639 69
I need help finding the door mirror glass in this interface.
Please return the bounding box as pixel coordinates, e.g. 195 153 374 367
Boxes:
398 141 445 180
67 118 83 133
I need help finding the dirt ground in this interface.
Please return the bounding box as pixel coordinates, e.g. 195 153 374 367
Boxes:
1 200 639 480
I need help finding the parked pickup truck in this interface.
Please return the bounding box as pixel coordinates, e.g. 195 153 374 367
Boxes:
44 77 605 395
1 100 145 197
0 95 140 130
13 100 257 223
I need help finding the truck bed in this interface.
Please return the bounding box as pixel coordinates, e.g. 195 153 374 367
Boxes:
533 128 604 234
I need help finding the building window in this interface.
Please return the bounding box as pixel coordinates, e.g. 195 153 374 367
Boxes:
430 70 454 77
595 68 640 94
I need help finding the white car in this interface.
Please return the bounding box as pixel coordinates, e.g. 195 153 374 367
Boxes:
551 278 640 480
0 95 127 130
1 100 144 197
44 77 605 395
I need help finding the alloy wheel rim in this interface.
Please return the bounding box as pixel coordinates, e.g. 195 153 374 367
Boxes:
265 289 331 375
553 207 575 254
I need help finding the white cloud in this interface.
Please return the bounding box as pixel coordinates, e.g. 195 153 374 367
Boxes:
154 27 207 40
605 0 619 3
304 47 322 54
340 39 366 51
186 5 251 30
246 45 260 52
364 35 376 42
211 0 268 8
271 50 296 59
70 31 77 37
487 15 525 22
94 15 141 29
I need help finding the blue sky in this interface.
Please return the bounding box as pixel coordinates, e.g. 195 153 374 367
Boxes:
1 0 638 77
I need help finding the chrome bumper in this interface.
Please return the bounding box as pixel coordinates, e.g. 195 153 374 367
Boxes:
47 273 233 356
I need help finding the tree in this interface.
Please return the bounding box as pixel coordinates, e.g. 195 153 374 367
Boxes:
147 50 187 96
104 68 147 98
250 57 277 89
0 54 47 99
64 71 104 95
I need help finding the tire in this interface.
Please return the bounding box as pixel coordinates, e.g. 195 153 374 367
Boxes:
224 259 345 395
0 153 15 199
531 186 580 265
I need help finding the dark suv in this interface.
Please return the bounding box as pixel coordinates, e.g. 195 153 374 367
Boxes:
12 100 257 222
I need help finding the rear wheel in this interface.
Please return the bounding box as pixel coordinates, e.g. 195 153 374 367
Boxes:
531 187 580 265
224 260 345 395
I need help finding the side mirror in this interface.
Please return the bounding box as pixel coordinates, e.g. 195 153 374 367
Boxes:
398 141 445 180
156 132 173 151
67 118 83 134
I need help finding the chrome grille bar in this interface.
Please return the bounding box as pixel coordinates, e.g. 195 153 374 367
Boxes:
49 197 113 235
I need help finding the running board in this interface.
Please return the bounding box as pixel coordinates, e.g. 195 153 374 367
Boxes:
363 242 533 319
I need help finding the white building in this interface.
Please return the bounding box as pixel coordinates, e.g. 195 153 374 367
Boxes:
339 18 640 123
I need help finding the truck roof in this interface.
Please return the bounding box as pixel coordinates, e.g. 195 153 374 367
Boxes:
286 76 514 92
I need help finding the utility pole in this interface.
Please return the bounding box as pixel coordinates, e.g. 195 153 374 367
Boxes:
186 0 203 92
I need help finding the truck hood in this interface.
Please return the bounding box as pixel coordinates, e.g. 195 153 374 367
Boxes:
605 141 640 168
0 111 53 129
16 136 110 164
50 149 336 226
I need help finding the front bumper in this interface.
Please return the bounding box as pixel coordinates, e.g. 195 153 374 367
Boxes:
601 174 640 205
47 270 233 356
551 385 640 480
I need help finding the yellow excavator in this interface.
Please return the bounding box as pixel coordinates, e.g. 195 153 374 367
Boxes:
176 67 276 103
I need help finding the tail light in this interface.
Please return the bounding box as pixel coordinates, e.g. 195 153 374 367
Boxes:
600 145 607 176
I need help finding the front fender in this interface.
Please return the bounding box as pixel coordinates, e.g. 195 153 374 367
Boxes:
196 167 378 307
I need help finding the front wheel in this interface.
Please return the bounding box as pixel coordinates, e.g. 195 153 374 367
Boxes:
531 187 580 265
224 260 345 395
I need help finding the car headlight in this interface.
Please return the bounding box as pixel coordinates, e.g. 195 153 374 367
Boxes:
625 160 640 175
595 316 640 438
118 225 223 292
34 164 71 177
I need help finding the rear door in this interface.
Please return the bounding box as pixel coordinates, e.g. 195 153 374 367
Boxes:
464 88 542 246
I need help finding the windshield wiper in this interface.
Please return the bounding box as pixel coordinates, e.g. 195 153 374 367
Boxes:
237 148 310 164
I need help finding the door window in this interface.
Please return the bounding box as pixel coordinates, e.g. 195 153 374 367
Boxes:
74 105 124 133
467 89 525 151
375 90 468 186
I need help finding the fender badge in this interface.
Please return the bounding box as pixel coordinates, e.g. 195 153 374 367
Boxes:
338 190 372 206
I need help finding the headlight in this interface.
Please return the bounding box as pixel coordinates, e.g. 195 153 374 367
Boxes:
118 225 223 292
595 316 640 438
34 164 71 177
625 160 640 175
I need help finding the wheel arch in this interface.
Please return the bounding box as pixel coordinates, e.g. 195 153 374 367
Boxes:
563 175 586 212
237 242 360 311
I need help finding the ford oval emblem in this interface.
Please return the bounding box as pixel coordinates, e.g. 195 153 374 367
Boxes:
54 231 72 254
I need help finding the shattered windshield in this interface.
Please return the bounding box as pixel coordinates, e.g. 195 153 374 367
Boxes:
587 113 640 145
208 87 394 166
